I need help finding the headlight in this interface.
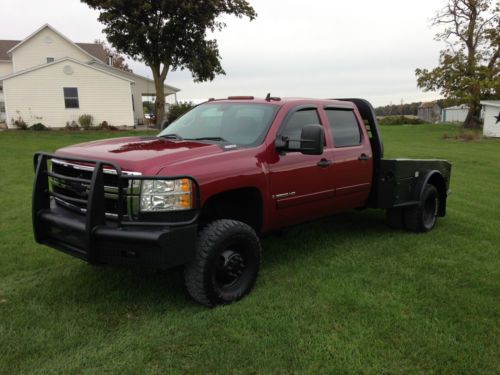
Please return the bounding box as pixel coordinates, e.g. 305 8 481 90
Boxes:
140 179 192 212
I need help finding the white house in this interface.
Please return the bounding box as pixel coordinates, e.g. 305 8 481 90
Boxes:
0 24 180 128
481 101 500 138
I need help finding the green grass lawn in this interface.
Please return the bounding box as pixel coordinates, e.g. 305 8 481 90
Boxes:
0 126 499 374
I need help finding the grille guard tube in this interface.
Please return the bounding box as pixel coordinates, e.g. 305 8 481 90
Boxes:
32 152 201 266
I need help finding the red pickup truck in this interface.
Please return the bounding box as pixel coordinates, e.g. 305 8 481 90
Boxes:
33 96 451 306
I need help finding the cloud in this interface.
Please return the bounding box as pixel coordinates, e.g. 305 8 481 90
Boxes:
2 0 447 106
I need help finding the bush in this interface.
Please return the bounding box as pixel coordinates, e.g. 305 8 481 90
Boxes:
443 129 482 141
378 116 426 125
165 102 195 125
78 114 94 129
12 115 28 130
30 123 48 131
97 121 118 131
65 120 80 131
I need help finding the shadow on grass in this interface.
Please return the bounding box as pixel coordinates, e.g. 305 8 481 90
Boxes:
35 209 393 311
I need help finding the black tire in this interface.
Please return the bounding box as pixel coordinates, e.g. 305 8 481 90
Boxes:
387 207 405 229
404 184 439 233
184 219 261 307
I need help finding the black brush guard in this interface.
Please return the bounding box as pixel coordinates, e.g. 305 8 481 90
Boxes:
32 152 200 269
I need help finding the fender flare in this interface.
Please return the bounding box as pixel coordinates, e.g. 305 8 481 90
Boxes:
413 170 448 217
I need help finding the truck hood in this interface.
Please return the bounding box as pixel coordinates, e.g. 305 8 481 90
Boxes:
55 136 224 175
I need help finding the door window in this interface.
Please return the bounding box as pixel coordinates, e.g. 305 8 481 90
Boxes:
325 109 362 147
281 109 321 148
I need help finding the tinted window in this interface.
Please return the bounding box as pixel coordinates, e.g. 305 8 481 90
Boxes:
63 87 79 109
326 109 361 147
282 109 320 148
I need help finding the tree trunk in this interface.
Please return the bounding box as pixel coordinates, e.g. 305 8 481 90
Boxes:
463 101 482 130
151 63 169 128
154 81 166 128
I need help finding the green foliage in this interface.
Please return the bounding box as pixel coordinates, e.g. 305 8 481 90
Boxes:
96 121 118 131
11 114 27 130
81 0 256 122
415 0 499 129
166 102 195 125
29 123 48 131
378 116 426 125
65 120 80 131
1 126 500 373
374 102 421 116
78 114 94 129
142 101 154 115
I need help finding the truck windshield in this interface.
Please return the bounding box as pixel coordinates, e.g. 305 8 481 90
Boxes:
158 103 279 146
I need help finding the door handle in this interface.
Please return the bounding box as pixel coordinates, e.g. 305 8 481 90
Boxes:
358 154 370 161
317 158 332 168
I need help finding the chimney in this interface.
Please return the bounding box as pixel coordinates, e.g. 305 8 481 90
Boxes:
108 56 113 66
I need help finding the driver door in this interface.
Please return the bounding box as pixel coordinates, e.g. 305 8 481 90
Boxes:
267 106 335 227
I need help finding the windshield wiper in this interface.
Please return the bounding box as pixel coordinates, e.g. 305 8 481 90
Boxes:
159 133 183 140
189 137 228 142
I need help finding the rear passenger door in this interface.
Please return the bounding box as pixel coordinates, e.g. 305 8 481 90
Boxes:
324 107 373 210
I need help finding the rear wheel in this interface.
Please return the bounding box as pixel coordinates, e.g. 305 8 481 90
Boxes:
184 219 261 307
404 184 439 233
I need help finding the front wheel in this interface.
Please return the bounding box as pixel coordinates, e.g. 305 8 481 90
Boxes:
404 184 439 233
184 219 261 307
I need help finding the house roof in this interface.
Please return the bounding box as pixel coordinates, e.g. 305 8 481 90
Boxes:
0 39 108 63
444 104 469 110
1 24 109 63
1 57 134 83
419 101 440 109
89 60 180 92
480 100 500 108
0 40 20 61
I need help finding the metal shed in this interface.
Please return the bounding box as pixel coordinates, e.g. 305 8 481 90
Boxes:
441 104 469 123
481 101 500 138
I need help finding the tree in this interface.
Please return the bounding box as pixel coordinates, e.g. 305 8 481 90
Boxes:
94 39 132 72
82 0 256 123
166 101 195 124
415 0 499 129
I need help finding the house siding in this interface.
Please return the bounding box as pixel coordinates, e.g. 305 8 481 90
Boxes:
4 60 134 128
89 62 179 123
11 28 91 72
0 61 13 77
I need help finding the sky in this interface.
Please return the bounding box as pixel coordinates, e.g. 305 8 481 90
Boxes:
1 0 449 106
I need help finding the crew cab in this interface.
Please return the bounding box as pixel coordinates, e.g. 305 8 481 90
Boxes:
32 96 452 306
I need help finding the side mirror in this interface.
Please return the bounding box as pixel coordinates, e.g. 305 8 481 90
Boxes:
300 124 324 155
275 124 325 155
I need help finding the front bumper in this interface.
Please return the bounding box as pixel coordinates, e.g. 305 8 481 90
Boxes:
33 152 200 269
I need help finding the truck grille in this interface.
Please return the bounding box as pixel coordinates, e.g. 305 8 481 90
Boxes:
50 159 134 218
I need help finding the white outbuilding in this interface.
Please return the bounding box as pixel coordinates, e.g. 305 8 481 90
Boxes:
480 101 500 138
441 104 469 123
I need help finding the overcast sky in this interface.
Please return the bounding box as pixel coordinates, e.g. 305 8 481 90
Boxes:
1 0 448 106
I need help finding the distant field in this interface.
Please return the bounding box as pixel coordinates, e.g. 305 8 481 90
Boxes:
0 125 499 374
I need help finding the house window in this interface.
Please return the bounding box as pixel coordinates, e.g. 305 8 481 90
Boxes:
325 109 362 147
47 57 54 63
63 87 79 109
0 102 5 113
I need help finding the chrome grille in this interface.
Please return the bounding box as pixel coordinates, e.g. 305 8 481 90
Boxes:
49 159 139 218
